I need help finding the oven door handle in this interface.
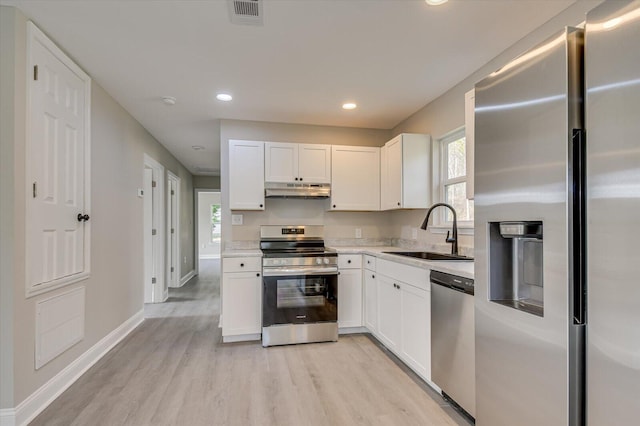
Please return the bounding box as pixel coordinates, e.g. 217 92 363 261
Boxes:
262 267 338 277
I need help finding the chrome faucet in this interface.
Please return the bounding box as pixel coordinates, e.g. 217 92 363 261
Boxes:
420 203 459 256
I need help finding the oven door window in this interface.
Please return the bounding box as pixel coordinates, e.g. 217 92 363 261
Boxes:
263 274 337 327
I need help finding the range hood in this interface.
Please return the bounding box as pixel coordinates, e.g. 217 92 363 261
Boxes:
265 182 330 199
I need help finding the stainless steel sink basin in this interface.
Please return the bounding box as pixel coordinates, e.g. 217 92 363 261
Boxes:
382 251 473 261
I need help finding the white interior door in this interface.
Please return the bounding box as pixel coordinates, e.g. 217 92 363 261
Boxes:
26 22 91 296
143 169 153 303
143 155 165 303
167 174 180 288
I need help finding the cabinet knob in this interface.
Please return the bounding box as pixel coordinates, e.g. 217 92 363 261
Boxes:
347 259 351 264
240 263 244 267
397 284 401 289
397 202 401 206
295 177 299 181
299 177 303 181
333 204 336 208
256 273 260 277
259 204 263 208
372 274 375 279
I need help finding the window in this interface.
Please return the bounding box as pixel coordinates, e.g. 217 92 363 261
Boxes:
210 204 221 243
439 128 474 225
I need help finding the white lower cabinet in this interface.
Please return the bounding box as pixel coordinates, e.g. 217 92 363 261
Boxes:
400 282 431 379
377 274 401 352
221 258 262 341
338 254 363 329
375 259 432 382
364 269 378 333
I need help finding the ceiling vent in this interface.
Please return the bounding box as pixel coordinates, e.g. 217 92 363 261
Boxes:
227 0 263 26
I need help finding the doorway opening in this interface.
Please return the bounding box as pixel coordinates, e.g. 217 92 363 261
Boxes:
196 190 221 274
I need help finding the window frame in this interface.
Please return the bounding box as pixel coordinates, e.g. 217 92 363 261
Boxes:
431 126 474 232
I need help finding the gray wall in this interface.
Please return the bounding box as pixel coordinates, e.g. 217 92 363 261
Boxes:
0 6 195 407
193 175 220 190
0 5 18 410
219 119 391 248
388 0 601 251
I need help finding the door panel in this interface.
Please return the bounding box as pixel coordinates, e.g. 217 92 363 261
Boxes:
26 23 90 295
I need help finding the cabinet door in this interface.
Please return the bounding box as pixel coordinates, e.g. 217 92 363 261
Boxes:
385 136 403 209
222 271 262 336
229 140 265 210
377 274 401 352
400 283 431 380
364 270 378 333
338 268 363 328
298 144 331 183
331 146 380 211
265 142 298 183
465 89 475 199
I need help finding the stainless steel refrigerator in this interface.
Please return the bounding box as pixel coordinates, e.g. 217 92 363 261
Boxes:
474 1 640 425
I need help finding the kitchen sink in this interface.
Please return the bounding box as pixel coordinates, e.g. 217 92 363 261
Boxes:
382 251 473 261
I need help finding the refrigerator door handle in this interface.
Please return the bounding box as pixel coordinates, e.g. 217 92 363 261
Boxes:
570 128 587 325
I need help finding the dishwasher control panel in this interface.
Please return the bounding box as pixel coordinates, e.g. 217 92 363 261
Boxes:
430 270 474 295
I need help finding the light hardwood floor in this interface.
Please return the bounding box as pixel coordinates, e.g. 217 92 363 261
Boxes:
31 259 472 426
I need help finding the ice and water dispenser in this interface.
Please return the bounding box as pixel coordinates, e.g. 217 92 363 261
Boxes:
489 221 544 317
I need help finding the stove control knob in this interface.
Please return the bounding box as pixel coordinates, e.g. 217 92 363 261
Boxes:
316 258 322 265
323 258 330 265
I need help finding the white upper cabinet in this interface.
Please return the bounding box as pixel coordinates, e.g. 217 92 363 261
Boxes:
380 133 431 210
465 89 475 200
330 146 380 211
229 140 265 210
265 142 331 184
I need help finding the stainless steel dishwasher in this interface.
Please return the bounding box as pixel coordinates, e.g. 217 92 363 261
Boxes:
431 270 475 419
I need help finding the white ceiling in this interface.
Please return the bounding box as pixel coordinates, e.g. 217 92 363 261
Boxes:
3 0 576 175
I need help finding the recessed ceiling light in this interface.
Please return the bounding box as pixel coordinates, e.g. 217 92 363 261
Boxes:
161 96 176 106
216 93 233 101
191 145 205 151
342 102 357 110
425 0 448 5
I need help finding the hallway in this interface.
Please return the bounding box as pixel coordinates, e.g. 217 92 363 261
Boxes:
31 259 469 426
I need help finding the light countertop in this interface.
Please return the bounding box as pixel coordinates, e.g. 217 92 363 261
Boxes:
329 246 474 279
221 248 262 258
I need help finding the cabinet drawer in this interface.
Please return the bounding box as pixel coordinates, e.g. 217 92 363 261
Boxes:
223 257 262 273
364 255 376 271
377 259 429 291
338 254 362 269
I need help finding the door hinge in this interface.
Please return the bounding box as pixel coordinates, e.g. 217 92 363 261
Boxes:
32 182 37 198
171 228 175 234
152 229 157 235
33 65 38 81
152 180 157 188
152 277 156 284
170 267 174 272
171 190 175 195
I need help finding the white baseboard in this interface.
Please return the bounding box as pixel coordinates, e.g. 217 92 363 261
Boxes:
0 409 16 426
178 269 196 287
339 326 367 335
12 310 144 426
222 333 261 343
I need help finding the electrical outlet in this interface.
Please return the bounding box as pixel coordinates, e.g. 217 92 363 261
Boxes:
411 228 418 240
355 228 362 239
231 214 243 225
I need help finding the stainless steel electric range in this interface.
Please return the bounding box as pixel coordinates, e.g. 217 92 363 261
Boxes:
260 225 338 347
